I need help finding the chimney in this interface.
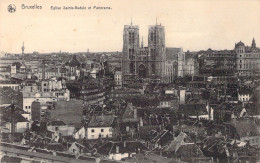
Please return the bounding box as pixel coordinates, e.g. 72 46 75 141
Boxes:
42 60 46 80
179 89 186 104
139 117 143 127
116 145 119 154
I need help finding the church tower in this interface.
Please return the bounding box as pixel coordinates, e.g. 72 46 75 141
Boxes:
148 22 166 82
122 21 140 84
251 38 256 49
21 42 25 56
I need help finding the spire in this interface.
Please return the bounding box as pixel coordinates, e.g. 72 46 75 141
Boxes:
252 37 256 48
131 16 132 26
156 17 157 25
21 42 25 55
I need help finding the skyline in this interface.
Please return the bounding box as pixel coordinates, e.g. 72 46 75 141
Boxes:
0 0 260 53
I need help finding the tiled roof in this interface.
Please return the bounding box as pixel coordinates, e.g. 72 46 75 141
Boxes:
46 143 66 151
97 141 148 155
178 104 207 116
87 114 115 127
121 103 139 123
234 119 260 137
48 120 66 126
69 55 80 67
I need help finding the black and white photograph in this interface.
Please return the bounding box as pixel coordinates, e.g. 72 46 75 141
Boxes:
0 0 260 162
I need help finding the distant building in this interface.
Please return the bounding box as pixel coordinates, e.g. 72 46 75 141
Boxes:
114 69 122 88
122 22 173 84
177 48 186 77
49 100 83 124
10 64 16 75
0 104 30 133
41 78 66 92
232 118 260 148
0 77 21 91
97 141 148 161
204 50 236 76
86 114 115 139
31 101 53 121
23 90 70 120
177 50 199 77
235 38 260 77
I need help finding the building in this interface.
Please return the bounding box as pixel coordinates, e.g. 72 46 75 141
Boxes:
23 90 70 120
177 50 199 77
204 50 236 76
86 114 115 139
0 77 21 91
0 104 30 133
122 22 172 84
49 100 83 124
232 118 260 148
97 141 148 161
177 48 186 77
31 101 53 121
10 64 16 75
41 78 66 92
235 38 260 77
114 69 122 88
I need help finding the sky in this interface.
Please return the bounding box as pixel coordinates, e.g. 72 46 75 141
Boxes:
0 0 260 53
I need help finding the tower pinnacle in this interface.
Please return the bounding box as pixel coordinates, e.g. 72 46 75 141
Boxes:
21 42 25 55
141 36 144 48
252 37 256 49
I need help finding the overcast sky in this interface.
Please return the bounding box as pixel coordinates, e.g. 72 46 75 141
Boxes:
0 0 259 53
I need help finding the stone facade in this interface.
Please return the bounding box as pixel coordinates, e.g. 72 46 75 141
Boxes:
235 38 260 77
122 23 171 84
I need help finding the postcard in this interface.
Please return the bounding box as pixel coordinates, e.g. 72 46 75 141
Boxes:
0 0 259 162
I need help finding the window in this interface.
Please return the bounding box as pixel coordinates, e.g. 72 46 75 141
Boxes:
101 129 104 132
152 64 156 74
91 135 94 138
91 129 95 133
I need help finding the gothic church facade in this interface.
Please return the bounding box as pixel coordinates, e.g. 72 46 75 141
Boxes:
122 22 173 84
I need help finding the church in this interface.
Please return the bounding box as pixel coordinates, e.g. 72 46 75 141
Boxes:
122 22 174 85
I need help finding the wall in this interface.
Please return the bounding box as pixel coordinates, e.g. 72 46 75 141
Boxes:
50 100 83 124
73 127 86 139
86 127 112 139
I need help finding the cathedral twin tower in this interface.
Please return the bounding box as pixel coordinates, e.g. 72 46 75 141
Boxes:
122 22 167 84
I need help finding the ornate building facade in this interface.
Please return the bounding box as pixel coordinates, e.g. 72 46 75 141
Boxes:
235 38 260 77
122 22 173 84
177 50 199 77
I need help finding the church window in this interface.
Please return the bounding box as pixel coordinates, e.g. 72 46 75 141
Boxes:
152 64 156 74
130 62 135 74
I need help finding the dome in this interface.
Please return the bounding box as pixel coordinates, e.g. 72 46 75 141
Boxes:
235 41 245 48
